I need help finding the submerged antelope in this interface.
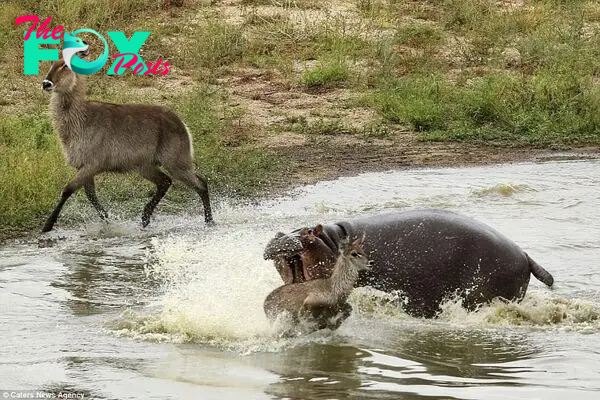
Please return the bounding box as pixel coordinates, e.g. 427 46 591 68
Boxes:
40 46 213 232
263 234 371 333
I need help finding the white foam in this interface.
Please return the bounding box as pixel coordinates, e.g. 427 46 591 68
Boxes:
143 231 280 342
107 232 600 355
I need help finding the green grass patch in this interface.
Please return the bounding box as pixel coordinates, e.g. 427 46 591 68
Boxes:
300 58 350 89
175 88 279 196
240 0 322 8
395 23 444 48
186 18 247 71
360 0 600 146
0 114 72 238
241 10 371 77
278 116 358 135
365 72 600 146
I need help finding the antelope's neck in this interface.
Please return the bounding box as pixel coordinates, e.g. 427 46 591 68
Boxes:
50 76 87 140
329 258 359 299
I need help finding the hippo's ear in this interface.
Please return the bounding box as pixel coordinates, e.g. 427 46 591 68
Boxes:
314 224 323 237
299 227 310 236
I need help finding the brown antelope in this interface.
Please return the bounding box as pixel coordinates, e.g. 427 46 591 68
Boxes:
263 235 371 333
41 47 213 232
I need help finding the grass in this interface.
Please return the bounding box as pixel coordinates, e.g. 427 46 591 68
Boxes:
240 0 322 8
300 58 350 89
186 18 247 71
0 114 72 238
365 72 600 145
175 88 278 195
360 0 600 145
2 0 600 239
282 116 357 135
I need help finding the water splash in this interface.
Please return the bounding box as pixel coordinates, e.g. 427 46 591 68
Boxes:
471 183 535 198
105 224 600 353
142 232 279 341
109 248 600 354
101 183 600 354
348 287 600 332
434 290 600 332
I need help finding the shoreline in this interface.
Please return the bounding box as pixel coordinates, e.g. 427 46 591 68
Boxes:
265 141 599 193
2 145 597 244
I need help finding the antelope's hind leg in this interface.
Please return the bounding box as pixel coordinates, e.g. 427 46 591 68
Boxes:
299 297 353 331
139 165 172 228
168 168 213 224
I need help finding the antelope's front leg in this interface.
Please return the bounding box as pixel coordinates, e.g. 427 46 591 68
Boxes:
42 169 95 232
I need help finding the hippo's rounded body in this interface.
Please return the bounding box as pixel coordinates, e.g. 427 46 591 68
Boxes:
264 209 554 318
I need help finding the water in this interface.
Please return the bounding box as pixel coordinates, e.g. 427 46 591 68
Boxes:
1 159 600 399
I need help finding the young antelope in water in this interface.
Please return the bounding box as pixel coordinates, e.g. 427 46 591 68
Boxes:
264 236 370 333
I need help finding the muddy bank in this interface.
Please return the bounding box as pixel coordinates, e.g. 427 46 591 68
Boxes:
265 139 599 190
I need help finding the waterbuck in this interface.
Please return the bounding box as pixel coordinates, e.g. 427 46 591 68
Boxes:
264 234 371 333
41 49 213 232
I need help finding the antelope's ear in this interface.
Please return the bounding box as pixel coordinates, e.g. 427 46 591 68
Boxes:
351 234 364 246
314 224 323 237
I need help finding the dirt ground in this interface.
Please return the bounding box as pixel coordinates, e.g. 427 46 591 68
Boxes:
267 139 599 190
217 67 598 191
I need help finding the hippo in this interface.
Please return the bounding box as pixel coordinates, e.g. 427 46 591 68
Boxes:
263 209 554 318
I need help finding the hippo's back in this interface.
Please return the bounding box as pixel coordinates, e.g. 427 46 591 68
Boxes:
339 209 531 317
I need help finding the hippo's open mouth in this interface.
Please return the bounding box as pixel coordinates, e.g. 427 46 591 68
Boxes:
264 232 306 283
274 252 306 284
288 253 306 283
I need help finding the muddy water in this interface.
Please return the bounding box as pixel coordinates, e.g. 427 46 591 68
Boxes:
1 159 600 399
